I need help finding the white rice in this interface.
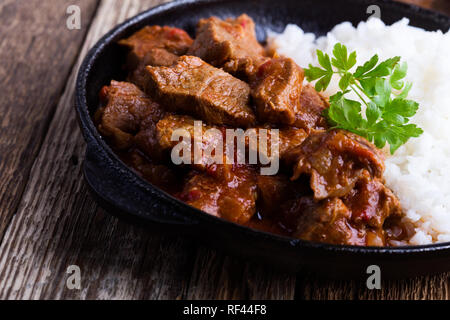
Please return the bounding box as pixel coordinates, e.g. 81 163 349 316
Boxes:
268 18 450 245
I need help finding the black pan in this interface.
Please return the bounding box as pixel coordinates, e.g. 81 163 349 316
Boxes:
75 0 450 279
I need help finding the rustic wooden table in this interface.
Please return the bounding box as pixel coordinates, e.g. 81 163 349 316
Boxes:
0 0 449 300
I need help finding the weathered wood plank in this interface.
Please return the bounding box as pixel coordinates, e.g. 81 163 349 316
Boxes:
0 0 199 300
301 273 450 300
186 247 296 300
0 0 99 240
357 273 450 300
301 278 358 300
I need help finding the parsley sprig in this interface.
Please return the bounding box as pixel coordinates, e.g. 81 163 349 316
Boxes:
305 43 423 154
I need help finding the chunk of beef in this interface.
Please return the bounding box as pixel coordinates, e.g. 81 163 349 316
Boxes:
247 126 308 162
250 60 328 129
120 149 179 193
343 170 403 229
96 81 164 150
280 131 407 246
129 49 180 88
279 185 407 246
256 174 310 217
155 115 307 172
383 216 416 246
188 14 266 78
290 129 385 200
178 166 258 224
139 48 180 67
144 56 255 127
119 26 193 70
155 114 233 179
119 26 193 88
278 171 405 246
278 127 308 159
294 84 329 131
250 58 304 125
281 197 365 245
134 113 167 162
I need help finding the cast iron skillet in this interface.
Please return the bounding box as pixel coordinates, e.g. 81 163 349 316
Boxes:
75 0 450 279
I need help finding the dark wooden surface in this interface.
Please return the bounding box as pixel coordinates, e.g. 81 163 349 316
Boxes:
0 0 448 300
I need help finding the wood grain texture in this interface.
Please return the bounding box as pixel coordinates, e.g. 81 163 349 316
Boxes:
0 0 448 300
0 0 99 240
301 273 450 300
186 247 295 300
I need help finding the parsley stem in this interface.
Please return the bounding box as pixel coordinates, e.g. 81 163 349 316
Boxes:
349 85 369 108
354 82 366 96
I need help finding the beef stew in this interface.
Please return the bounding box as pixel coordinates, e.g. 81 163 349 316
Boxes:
94 14 413 246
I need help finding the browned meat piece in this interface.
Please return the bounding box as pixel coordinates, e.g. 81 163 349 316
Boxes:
155 114 233 179
134 113 167 162
257 175 293 216
155 115 307 172
129 49 180 88
278 128 308 159
383 216 416 246
279 172 405 246
250 58 304 125
256 174 310 217
343 171 403 229
188 14 267 78
281 197 365 245
177 166 258 224
278 182 407 246
246 126 307 162
119 26 193 70
119 26 193 88
96 81 164 150
120 149 179 193
156 114 212 150
280 130 407 246
290 129 385 200
144 56 255 127
275 167 406 246
257 167 405 246
140 48 180 67
294 84 329 131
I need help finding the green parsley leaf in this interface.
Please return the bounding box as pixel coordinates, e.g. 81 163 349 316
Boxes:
383 113 406 125
366 102 382 125
331 43 357 71
304 64 329 81
363 56 401 78
390 62 408 90
397 82 412 99
354 54 379 78
315 73 333 92
304 43 423 154
373 78 391 108
329 92 362 129
317 50 333 72
387 98 419 118
339 72 353 91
